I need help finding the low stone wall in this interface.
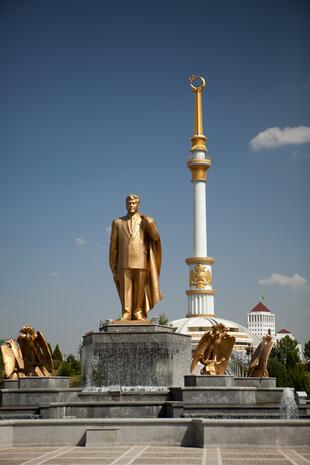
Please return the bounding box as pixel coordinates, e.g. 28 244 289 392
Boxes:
0 418 194 447
1 388 81 407
198 419 310 446
0 418 309 448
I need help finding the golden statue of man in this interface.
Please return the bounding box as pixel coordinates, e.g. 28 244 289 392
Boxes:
109 194 162 321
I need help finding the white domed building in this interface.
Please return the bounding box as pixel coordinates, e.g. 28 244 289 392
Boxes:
170 315 260 353
276 328 293 341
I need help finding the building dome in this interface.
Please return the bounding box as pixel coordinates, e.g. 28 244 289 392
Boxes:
170 315 260 351
276 328 294 342
278 328 291 334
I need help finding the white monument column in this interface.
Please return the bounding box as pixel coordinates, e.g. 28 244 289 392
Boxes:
185 75 215 317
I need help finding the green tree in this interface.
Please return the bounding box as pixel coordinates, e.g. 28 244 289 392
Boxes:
270 336 300 368
304 340 310 360
158 313 169 326
58 354 80 377
66 354 80 372
57 353 81 386
268 336 309 395
268 358 287 386
52 344 63 362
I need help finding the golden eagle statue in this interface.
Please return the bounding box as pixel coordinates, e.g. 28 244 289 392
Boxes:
248 334 273 377
0 325 54 379
191 323 235 375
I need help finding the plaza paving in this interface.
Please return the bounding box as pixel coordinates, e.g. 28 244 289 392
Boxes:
0 446 310 465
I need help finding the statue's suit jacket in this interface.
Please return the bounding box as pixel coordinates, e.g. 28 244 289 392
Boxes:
109 214 149 271
109 213 162 316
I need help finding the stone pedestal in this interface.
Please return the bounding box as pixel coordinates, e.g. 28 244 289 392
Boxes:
3 377 70 390
170 386 257 404
185 375 234 387
234 377 276 388
3 380 19 390
81 323 191 388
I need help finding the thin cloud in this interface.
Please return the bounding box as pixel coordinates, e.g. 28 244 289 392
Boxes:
250 126 310 151
75 236 104 250
258 272 307 289
75 237 87 245
51 272 61 278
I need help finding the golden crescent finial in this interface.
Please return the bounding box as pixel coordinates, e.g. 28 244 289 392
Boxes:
189 75 206 92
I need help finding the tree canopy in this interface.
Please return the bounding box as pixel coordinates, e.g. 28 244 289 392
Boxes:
268 336 309 395
52 344 63 362
271 336 300 368
304 340 310 361
158 313 169 326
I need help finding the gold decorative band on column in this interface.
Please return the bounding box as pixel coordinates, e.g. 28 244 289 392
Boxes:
191 134 207 152
185 257 215 265
187 158 211 182
186 289 216 296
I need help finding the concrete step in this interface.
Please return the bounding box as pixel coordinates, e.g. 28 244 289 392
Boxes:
166 402 310 419
0 406 41 420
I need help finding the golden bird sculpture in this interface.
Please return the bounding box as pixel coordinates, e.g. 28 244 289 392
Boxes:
0 325 54 379
191 323 235 376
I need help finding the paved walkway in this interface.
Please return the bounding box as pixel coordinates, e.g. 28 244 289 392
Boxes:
0 446 309 465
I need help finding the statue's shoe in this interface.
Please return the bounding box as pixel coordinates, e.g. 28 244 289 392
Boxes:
134 311 144 320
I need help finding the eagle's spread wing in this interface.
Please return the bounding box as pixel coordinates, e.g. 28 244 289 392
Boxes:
1 343 17 378
215 335 235 374
191 330 213 373
7 338 24 370
248 338 273 376
36 331 54 373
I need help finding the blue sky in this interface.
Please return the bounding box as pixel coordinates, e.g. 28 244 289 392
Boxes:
0 0 309 355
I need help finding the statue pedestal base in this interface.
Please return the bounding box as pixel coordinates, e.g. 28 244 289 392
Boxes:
110 320 152 325
82 323 191 388
234 377 276 388
3 377 70 390
184 375 234 387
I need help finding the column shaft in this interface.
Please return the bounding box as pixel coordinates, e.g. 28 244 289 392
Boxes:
193 180 207 257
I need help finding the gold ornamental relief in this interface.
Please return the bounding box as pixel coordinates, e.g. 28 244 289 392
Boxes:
190 264 212 289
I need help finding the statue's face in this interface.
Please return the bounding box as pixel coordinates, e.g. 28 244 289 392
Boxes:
126 197 139 214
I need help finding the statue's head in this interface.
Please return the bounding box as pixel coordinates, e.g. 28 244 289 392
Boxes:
19 325 35 339
126 194 140 215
